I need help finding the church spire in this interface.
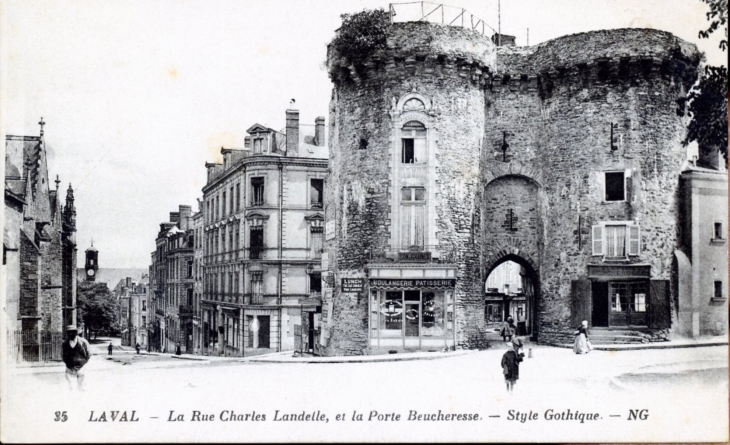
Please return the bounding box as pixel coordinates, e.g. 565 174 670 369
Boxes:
63 183 76 232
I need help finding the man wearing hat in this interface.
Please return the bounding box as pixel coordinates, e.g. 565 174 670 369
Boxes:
62 325 91 391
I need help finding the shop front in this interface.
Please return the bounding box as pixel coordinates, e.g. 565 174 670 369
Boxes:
367 264 457 351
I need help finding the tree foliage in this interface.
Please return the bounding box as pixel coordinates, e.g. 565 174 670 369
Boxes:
682 0 728 165
331 8 390 69
698 0 728 51
77 281 119 340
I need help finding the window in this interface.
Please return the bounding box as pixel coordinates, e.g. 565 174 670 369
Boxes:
400 187 426 249
142 300 147 311
142 316 146 328
235 184 240 212
222 191 227 217
251 272 263 303
251 177 265 206
714 222 724 240
715 281 724 299
309 272 322 293
605 171 626 201
401 121 427 164
592 223 640 257
253 138 263 154
310 179 324 208
250 227 264 259
610 282 647 313
310 228 323 259
187 261 193 278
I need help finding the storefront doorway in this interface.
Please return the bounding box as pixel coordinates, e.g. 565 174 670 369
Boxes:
592 280 648 327
369 280 456 350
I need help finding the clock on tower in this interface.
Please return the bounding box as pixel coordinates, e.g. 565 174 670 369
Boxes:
85 242 99 282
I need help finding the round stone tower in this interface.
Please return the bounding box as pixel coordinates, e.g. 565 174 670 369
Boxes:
323 20 496 355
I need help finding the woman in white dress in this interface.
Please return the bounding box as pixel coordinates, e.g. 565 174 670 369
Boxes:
573 320 592 354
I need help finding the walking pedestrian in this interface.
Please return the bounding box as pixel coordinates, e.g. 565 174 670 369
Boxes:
135 343 141 354
62 325 91 391
501 342 524 394
501 316 516 342
107 342 113 355
175 343 181 355
573 320 592 354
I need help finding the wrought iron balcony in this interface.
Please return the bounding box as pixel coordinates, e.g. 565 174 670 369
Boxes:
250 293 264 305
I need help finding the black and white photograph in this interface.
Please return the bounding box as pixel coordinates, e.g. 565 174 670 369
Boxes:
1 0 727 442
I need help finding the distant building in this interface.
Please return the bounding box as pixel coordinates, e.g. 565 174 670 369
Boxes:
192 204 204 352
200 107 327 356
113 276 149 347
149 205 195 353
4 121 77 362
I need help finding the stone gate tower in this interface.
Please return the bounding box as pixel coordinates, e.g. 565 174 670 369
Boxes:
323 21 496 355
321 11 707 356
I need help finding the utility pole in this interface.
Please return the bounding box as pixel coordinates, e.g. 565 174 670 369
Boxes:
498 0 501 47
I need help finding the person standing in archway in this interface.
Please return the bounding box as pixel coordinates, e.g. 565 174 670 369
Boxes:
573 320 592 354
501 316 516 342
501 342 524 394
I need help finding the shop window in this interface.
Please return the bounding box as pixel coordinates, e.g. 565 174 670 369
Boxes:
715 281 724 299
310 179 324 208
380 291 403 336
251 177 265 206
592 223 640 257
400 187 426 250
610 282 646 313
605 171 626 201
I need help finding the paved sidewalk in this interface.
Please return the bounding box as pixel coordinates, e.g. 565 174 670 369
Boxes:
554 335 728 351
241 349 476 364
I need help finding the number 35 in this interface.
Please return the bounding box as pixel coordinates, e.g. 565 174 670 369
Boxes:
54 411 67 422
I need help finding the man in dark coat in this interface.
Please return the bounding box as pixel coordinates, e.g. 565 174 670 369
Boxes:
62 325 91 391
107 342 113 355
501 342 524 393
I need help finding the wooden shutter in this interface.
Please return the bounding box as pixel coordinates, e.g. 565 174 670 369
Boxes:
592 225 603 256
414 138 427 163
628 225 640 256
648 280 671 329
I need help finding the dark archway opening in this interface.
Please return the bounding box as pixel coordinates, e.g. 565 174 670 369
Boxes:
484 254 539 341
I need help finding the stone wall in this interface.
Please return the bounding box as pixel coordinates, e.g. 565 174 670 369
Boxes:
484 29 700 344
324 19 703 353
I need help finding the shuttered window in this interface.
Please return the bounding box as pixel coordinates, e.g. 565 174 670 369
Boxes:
592 225 603 256
592 223 640 257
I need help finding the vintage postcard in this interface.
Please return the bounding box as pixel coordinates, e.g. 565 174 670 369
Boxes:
1 0 727 442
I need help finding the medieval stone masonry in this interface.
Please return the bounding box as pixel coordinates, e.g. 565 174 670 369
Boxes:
4 124 78 362
320 18 726 356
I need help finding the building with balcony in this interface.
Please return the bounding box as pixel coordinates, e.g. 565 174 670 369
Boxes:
149 205 195 353
200 106 327 356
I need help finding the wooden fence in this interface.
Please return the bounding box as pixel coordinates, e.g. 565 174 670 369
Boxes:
7 330 64 363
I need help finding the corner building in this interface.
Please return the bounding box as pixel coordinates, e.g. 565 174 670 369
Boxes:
322 19 714 355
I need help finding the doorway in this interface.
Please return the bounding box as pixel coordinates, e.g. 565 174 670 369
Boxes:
258 316 270 348
484 256 537 338
591 282 609 327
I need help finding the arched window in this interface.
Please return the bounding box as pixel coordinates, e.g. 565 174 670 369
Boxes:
401 121 427 164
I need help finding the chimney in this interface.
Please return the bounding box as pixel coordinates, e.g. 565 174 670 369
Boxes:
179 205 192 230
169 212 180 224
244 136 251 150
286 105 299 157
491 33 516 47
315 116 325 147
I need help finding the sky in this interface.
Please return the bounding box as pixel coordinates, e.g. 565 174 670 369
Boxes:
1 0 726 268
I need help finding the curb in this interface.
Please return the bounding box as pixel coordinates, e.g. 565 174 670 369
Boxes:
243 349 477 364
552 341 728 351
